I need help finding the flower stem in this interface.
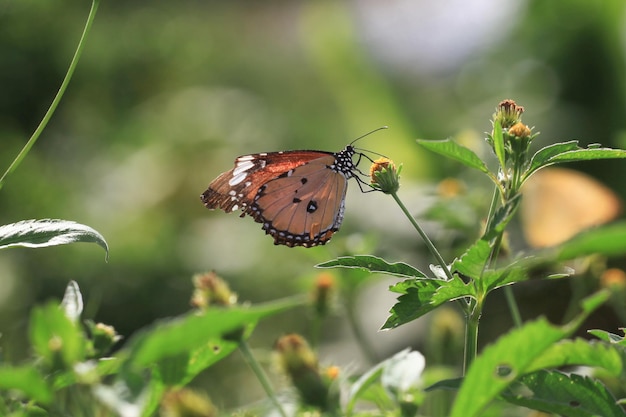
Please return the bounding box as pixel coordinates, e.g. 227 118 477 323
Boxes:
239 340 288 417
390 191 453 281
0 0 100 190
463 303 480 373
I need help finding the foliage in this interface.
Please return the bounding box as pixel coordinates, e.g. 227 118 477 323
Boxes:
3 1 626 417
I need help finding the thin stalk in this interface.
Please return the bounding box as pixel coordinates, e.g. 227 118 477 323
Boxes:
463 303 480 373
239 341 288 417
0 0 100 190
390 191 453 281
485 185 523 328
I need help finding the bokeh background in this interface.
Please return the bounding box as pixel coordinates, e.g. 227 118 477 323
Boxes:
2 0 626 410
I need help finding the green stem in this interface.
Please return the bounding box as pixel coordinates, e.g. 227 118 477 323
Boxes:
504 285 522 327
239 341 288 417
0 0 100 190
390 191 454 281
463 302 480 374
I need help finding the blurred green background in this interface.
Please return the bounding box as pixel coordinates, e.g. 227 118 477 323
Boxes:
2 0 626 410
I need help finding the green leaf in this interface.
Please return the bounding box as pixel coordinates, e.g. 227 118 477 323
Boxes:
552 222 626 261
0 219 109 260
0 365 52 404
29 301 86 370
416 139 490 174
482 264 528 292
588 329 626 344
501 370 625 417
451 292 607 417
453 239 491 279
526 141 626 179
124 297 303 369
450 318 566 417
316 255 426 278
492 119 506 169
527 140 580 175
382 276 473 329
527 339 622 376
483 193 522 240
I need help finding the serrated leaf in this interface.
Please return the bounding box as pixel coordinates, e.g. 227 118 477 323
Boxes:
527 339 622 376
502 370 625 417
0 219 109 259
588 329 626 344
527 141 580 175
482 264 528 292
416 139 490 174
453 239 491 279
0 365 52 404
450 318 565 417
316 255 426 278
451 292 607 417
483 193 522 240
382 276 473 329
526 141 626 179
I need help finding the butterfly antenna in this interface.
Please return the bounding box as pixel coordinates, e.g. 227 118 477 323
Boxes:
349 126 388 146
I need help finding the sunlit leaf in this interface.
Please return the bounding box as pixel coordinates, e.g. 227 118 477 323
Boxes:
450 292 608 417
526 141 626 179
453 239 491 279
316 255 426 278
0 219 109 259
502 370 624 417
527 339 622 376
416 139 490 174
588 329 626 344
527 141 580 175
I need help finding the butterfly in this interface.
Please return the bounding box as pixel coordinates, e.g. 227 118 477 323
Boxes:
521 167 622 247
201 131 385 247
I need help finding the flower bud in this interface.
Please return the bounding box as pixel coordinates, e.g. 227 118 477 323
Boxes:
493 99 524 129
274 334 335 411
312 273 335 318
190 272 237 309
508 122 532 139
161 389 217 417
370 158 401 194
88 321 122 357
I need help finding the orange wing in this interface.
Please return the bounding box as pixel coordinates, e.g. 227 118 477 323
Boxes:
201 150 332 215
250 155 348 247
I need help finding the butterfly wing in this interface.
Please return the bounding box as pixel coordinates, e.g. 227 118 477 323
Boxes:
250 155 348 247
521 168 622 247
202 150 351 247
201 150 332 215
